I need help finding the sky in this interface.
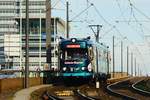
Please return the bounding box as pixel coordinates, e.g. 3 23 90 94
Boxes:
51 0 150 76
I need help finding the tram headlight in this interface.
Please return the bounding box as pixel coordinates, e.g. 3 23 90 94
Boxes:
81 67 85 70
71 38 76 42
88 63 92 72
63 67 67 71
88 67 92 72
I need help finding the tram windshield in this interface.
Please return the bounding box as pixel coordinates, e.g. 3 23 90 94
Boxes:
63 48 88 60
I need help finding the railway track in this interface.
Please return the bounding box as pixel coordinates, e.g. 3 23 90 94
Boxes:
42 91 63 100
106 77 150 100
40 79 125 100
132 78 150 96
35 77 132 100
74 89 99 100
41 84 100 100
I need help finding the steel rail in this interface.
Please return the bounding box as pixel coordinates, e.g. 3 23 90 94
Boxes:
106 78 137 100
74 89 99 100
132 78 150 96
42 91 63 100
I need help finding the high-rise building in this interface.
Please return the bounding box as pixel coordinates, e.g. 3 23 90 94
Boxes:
0 0 66 70
0 0 19 69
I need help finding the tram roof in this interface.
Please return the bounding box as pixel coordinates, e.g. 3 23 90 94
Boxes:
59 37 109 50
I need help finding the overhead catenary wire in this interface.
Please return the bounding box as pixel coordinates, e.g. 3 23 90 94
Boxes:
59 0 94 30
132 4 150 21
115 0 145 39
59 0 67 6
70 3 94 22
54 0 150 41
115 0 127 22
88 2 127 40
103 1 146 72
125 38 145 66
67 0 147 73
127 0 150 68
128 0 145 38
115 19 150 22
51 0 66 10
92 5 112 26
57 0 126 40
127 0 134 24
128 0 150 38
103 0 144 65
100 26 115 38
85 0 89 20
51 0 60 8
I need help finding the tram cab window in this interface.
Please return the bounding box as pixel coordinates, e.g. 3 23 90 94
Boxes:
63 48 88 60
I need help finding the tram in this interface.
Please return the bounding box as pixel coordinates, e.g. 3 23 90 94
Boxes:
58 37 111 81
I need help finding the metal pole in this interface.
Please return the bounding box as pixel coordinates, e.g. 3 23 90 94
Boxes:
127 46 129 76
8 35 10 69
54 18 56 67
112 36 115 78
131 52 133 76
8 48 10 69
107 47 109 74
46 0 51 66
25 0 29 88
20 0 22 70
121 41 123 76
134 58 136 76
137 66 139 76
39 9 42 70
138 64 139 76
55 18 58 36
89 25 102 43
66 1 69 38
55 18 58 67
96 48 98 73
96 25 100 42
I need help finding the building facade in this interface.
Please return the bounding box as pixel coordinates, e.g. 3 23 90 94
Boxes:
0 0 66 70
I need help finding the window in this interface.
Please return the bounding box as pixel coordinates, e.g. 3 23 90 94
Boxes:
16 9 20 14
0 9 15 13
0 1 14 6
16 2 20 6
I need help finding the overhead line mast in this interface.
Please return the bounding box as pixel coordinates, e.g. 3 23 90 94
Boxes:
25 0 29 88
89 25 102 42
66 1 69 38
46 0 51 68
89 25 102 76
112 36 115 78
